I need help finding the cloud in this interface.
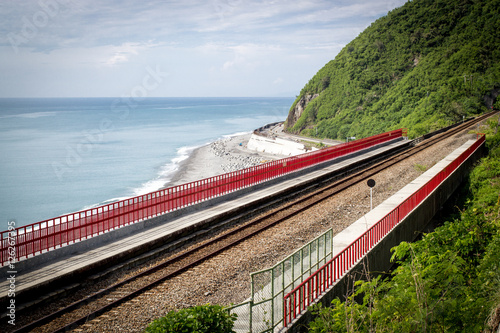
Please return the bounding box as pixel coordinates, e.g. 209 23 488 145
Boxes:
0 0 409 97
1 0 407 52
203 43 282 72
273 77 284 85
103 41 161 66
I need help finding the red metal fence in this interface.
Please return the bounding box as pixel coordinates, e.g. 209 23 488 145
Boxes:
0 129 404 266
283 134 485 327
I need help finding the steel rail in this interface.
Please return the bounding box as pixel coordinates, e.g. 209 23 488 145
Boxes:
13 110 497 333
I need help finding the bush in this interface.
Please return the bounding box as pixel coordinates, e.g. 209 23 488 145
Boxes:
144 304 237 333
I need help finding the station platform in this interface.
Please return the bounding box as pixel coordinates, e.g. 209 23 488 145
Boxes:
0 138 410 313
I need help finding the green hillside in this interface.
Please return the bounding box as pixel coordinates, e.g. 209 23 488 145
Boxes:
285 0 500 139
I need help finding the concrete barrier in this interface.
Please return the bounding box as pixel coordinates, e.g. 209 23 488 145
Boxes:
247 133 318 156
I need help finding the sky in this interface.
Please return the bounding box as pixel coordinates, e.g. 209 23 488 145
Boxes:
0 0 408 98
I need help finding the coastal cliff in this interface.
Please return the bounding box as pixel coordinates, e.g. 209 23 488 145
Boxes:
285 0 500 139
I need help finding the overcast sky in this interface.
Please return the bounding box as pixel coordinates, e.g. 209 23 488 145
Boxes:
0 0 407 98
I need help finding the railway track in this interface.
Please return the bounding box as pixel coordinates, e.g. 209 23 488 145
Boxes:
13 110 497 333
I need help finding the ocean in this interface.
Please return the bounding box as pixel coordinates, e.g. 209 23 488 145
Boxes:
0 97 293 229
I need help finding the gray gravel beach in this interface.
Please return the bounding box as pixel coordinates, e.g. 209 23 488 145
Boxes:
165 133 285 187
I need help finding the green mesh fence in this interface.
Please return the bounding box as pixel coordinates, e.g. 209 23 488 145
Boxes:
228 228 333 332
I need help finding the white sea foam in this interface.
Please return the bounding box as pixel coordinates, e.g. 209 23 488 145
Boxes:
80 132 249 211
132 144 200 196
222 131 252 139
130 131 251 197
153 106 193 110
0 111 58 119
80 197 131 211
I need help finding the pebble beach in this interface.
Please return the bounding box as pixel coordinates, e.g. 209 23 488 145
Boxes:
165 122 344 188
165 133 286 187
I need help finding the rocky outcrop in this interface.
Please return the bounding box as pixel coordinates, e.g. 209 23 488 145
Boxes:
285 94 319 130
483 87 499 109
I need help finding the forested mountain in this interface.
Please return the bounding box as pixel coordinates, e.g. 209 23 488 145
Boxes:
285 0 500 139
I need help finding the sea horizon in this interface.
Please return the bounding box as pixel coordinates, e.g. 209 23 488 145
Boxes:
0 97 293 229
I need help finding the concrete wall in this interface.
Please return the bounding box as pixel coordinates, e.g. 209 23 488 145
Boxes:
247 133 317 156
285 140 485 332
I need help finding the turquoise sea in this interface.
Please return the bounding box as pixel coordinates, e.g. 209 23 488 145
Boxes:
0 97 293 228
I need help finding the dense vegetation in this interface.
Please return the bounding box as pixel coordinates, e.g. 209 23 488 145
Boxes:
308 118 500 332
285 0 500 139
144 304 236 333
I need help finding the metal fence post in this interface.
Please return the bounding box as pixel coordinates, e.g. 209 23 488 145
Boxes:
251 274 254 332
282 261 285 330
271 267 275 331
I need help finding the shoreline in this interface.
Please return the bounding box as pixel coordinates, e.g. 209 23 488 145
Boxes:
164 132 285 188
162 123 342 189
